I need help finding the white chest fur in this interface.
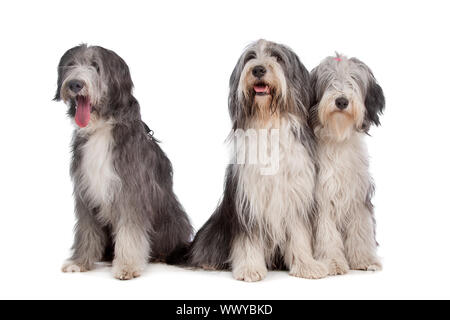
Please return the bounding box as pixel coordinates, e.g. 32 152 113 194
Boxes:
77 120 121 208
315 133 371 221
234 116 316 244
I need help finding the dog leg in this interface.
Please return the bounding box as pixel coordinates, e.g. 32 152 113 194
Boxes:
314 210 349 275
286 219 328 279
150 198 192 262
112 221 149 280
344 205 381 271
62 196 107 273
231 234 267 282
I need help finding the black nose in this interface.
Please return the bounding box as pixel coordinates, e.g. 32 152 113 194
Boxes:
252 65 266 78
68 80 84 94
335 97 349 110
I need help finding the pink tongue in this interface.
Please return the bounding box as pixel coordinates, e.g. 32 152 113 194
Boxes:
75 96 91 128
254 85 269 93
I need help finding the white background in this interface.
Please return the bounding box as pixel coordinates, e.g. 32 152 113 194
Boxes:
0 0 449 300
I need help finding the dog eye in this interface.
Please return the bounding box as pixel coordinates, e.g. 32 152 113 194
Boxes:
272 53 283 63
244 53 256 64
91 62 100 73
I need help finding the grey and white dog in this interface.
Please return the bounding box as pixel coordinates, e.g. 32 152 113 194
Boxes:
187 40 328 281
54 44 193 280
309 54 385 275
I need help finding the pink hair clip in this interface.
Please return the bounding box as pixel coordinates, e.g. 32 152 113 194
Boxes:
334 57 342 62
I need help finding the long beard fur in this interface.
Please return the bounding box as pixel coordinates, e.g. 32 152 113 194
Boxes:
239 90 285 127
325 112 356 141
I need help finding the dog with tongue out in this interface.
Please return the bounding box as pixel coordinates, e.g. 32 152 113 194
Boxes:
186 40 328 281
54 44 193 280
74 95 91 128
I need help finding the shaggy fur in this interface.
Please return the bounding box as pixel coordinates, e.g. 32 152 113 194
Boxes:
187 40 328 281
310 54 385 275
54 44 193 280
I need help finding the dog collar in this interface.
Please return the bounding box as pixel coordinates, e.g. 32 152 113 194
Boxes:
142 120 158 142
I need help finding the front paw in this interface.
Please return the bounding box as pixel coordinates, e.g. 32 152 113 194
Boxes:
233 265 268 282
350 259 382 271
112 263 143 280
289 260 328 279
327 258 350 276
62 261 90 273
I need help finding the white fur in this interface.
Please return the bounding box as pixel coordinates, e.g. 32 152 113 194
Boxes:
314 132 381 274
75 119 121 218
231 115 327 280
112 222 149 280
62 261 88 273
231 235 267 282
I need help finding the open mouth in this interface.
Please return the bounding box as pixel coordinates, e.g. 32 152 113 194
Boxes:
74 95 92 128
253 82 270 96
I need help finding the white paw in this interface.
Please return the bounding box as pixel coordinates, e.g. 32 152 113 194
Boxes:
112 264 143 280
233 266 268 282
367 264 382 271
289 261 328 279
327 258 350 276
62 261 89 273
350 260 382 272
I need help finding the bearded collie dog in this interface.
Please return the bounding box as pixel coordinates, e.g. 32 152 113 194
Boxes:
309 54 385 275
54 44 193 280
187 40 328 281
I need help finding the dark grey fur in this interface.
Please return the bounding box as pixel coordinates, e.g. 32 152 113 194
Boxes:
54 45 193 277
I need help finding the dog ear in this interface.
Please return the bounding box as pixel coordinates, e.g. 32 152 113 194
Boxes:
100 47 134 109
228 57 244 124
288 50 311 112
307 67 321 131
364 77 385 127
54 74 62 101
53 57 66 101
309 67 319 108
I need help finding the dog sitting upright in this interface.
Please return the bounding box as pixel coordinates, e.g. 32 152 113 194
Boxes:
188 40 328 281
309 54 385 275
54 45 193 280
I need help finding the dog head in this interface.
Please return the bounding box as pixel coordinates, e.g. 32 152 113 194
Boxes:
310 54 385 141
229 39 311 127
54 44 134 128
